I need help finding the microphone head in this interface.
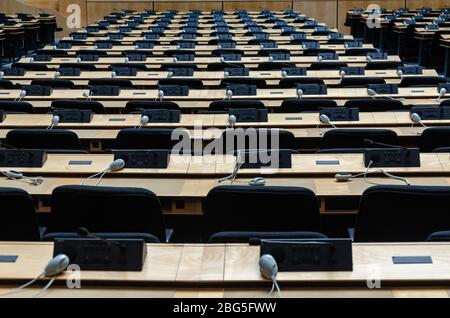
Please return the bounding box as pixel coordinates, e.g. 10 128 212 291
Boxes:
76 57 81 63
44 254 70 277
367 88 377 96
83 91 90 98
109 159 125 171
134 45 139 50
410 112 422 123
51 115 60 125
167 71 174 78
339 70 346 78
366 55 373 62
396 69 403 78
19 90 27 98
219 56 225 63
440 87 447 96
268 56 274 62
54 71 60 79
319 113 330 123
111 71 117 78
335 173 353 182
30 57 35 63
228 114 237 125
317 55 323 62
124 57 129 63
140 115 149 126
93 45 98 50
173 57 178 63
176 45 181 49
224 71 229 78
296 88 303 98
259 254 278 280
217 44 222 49
158 90 164 98
226 89 233 98
281 70 288 78
0 71 4 79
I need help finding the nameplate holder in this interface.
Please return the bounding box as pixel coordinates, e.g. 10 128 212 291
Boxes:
141 109 181 123
392 256 432 264
260 238 353 271
0 149 47 167
316 160 340 165
158 85 189 96
319 107 359 121
228 108 268 122
238 149 293 169
112 149 170 168
53 238 146 271
53 109 93 123
0 255 18 263
68 160 92 165
364 148 421 168
226 84 257 96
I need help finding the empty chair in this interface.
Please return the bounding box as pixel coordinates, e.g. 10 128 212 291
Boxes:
220 77 267 88
160 63 198 71
88 79 133 88
211 48 245 56
59 63 97 71
399 76 447 87
11 63 48 71
157 78 203 89
115 128 189 150
209 100 265 111
257 48 290 56
309 62 348 70
277 99 337 113
219 128 296 153
0 101 34 113
0 79 14 89
30 79 75 89
344 48 379 55
51 100 105 114
303 48 336 56
320 129 398 150
0 188 40 241
365 61 403 70
36 49 68 57
110 63 147 70
125 100 180 113
6 129 82 150
44 185 166 242
206 63 243 71
440 100 450 107
419 127 450 152
257 62 296 70
339 77 386 88
121 50 153 57
355 185 450 242
163 49 196 57
344 98 405 112
77 50 108 57
278 77 324 87
427 231 450 241
203 185 321 242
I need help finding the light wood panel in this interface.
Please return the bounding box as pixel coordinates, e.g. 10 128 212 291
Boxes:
223 1 292 11
293 0 338 29
154 1 221 11
86 1 152 24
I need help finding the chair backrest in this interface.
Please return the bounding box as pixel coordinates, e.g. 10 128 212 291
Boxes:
157 78 204 89
320 128 398 149
302 48 336 56
48 185 166 241
355 185 450 242
0 188 40 241
278 77 324 88
308 62 348 70
339 77 386 88
59 63 97 71
419 127 450 152
0 79 14 89
257 62 296 70
12 63 48 71
160 63 198 71
88 79 134 88
115 128 189 150
211 48 245 56
110 63 147 70
399 76 447 87
6 129 82 150
219 128 296 153
204 185 320 240
51 100 105 113
427 231 450 241
278 98 337 113
220 77 267 88
365 61 403 70
30 79 75 89
343 98 405 112
77 50 108 57
125 100 180 113
344 48 378 55
257 48 290 56
0 101 34 113
208 99 265 111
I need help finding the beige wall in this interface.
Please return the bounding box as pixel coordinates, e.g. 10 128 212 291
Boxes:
15 0 450 34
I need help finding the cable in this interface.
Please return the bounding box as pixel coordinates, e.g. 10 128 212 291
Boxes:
32 278 55 298
81 159 125 185
218 150 243 183
1 170 44 186
363 161 410 185
0 273 44 297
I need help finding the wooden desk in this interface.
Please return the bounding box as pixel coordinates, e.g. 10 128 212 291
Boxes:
0 242 450 298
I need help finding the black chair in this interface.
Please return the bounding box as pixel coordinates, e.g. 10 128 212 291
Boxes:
77 50 108 57
0 101 34 113
160 63 198 71
110 63 148 70
220 77 267 88
44 185 166 242
355 185 450 242
344 98 405 112
320 129 398 149
257 62 296 70
163 49 196 57
203 185 321 242
0 79 14 89
277 99 337 113
303 48 336 56
208 100 265 111
344 48 378 55
399 76 447 87
121 50 153 57
206 63 244 71
440 100 450 106
278 77 324 88
365 61 403 70
125 100 180 113
419 127 450 152
12 63 48 71
309 62 348 70
219 128 296 153
157 78 204 89
88 79 134 88
211 49 245 57
339 77 386 88
115 128 189 150
51 100 105 114
30 79 75 89
0 188 40 241
257 48 290 56
6 129 82 150
427 231 450 241
59 63 97 71
36 49 69 57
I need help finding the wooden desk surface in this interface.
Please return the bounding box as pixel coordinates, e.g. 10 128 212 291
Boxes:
1 242 450 291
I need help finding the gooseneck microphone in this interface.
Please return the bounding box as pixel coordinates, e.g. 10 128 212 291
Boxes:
137 115 149 128
227 114 237 128
410 112 428 128
1 170 44 186
81 159 125 185
76 227 126 250
47 115 59 130
437 87 447 103
362 138 403 149
156 89 164 101
15 90 27 102
367 88 401 101
218 150 244 184
259 254 281 298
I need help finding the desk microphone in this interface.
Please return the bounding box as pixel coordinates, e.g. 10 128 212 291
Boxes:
396 69 403 79
53 71 60 79
259 254 281 298
281 70 288 78
83 90 92 100
296 88 303 99
317 55 323 62
111 71 117 79
0 71 5 79
1 170 44 185
14 90 27 102
167 71 174 78
225 89 233 100
138 115 149 128
317 114 337 134
367 88 400 101
227 114 237 128
437 87 447 103
76 227 126 250
218 150 243 183
124 57 130 63
339 70 346 81
81 158 125 185
173 56 178 63
156 89 164 101
366 55 373 63
76 57 82 63
47 115 59 130
410 112 427 128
